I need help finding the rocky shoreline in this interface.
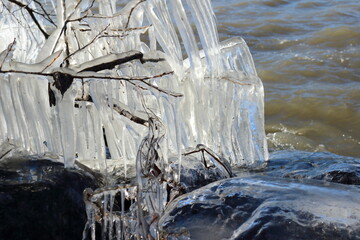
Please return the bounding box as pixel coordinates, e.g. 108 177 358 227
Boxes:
1 150 359 240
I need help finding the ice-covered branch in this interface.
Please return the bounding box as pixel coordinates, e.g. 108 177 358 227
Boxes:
62 24 111 65
74 94 149 126
0 66 178 96
183 144 234 178
0 39 16 69
31 0 57 26
71 50 143 72
7 0 50 38
125 0 146 28
113 104 149 126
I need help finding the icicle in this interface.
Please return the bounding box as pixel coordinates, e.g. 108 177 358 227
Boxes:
145 0 183 74
169 0 203 79
120 190 125 239
108 193 115 240
185 0 222 77
0 75 20 145
116 217 121 240
102 193 109 239
53 79 77 167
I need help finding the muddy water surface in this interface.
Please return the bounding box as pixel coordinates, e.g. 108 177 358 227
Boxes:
213 0 360 157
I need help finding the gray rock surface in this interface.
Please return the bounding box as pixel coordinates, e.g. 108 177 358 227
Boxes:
266 151 360 185
159 176 360 240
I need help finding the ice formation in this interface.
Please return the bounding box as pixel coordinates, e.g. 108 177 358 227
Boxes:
0 0 268 168
0 0 268 238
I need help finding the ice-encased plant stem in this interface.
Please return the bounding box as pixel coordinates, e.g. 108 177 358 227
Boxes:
0 0 268 238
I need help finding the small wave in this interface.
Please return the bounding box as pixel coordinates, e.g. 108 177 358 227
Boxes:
265 97 360 157
296 1 327 9
267 131 325 153
261 0 289 7
307 27 360 48
250 24 302 37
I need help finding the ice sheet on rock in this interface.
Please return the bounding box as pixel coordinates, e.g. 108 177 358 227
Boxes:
159 176 360 240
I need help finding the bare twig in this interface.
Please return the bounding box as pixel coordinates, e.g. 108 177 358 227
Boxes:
221 76 252 86
135 78 183 97
98 33 129 39
0 147 14 160
77 71 182 97
111 26 151 32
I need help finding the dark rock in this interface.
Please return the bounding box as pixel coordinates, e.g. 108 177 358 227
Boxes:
0 158 103 240
265 150 360 185
159 176 360 240
169 155 231 193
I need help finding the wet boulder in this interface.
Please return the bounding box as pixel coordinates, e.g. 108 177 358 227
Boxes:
265 150 360 185
169 155 232 193
0 158 102 240
159 176 360 240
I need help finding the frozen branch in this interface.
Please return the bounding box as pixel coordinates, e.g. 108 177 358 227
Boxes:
74 94 149 126
0 63 181 97
31 0 57 26
71 50 143 73
62 24 110 65
41 50 63 72
113 103 149 126
125 0 146 28
183 144 234 177
8 0 50 38
0 39 16 70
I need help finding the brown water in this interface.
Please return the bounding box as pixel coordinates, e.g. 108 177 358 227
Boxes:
213 0 360 157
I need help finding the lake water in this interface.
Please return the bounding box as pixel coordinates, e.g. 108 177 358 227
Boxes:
212 0 360 157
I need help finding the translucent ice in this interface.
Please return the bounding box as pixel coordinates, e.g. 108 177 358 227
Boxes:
0 0 268 169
